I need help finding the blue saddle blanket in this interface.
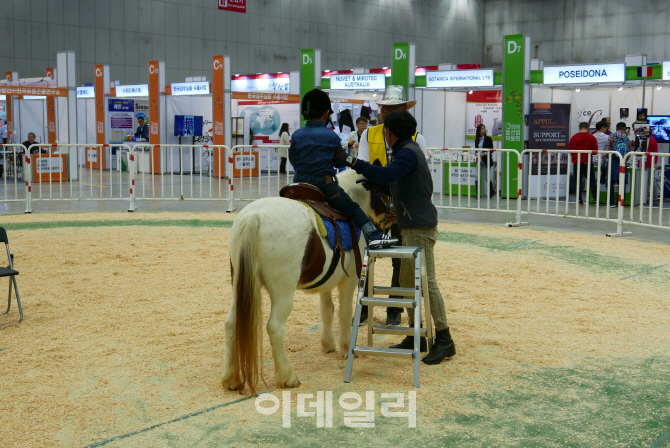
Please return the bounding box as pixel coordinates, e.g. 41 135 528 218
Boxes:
322 219 361 252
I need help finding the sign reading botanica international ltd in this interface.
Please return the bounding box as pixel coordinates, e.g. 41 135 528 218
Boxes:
218 0 246 13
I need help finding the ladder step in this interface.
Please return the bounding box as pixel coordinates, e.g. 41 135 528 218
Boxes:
360 297 415 308
372 325 427 336
353 346 414 358
368 246 421 259
372 286 416 297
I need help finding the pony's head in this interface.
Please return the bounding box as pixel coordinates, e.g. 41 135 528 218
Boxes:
336 168 390 225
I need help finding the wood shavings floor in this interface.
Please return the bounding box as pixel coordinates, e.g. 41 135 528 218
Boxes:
1 213 669 448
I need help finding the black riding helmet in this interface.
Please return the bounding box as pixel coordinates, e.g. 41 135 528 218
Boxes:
302 88 333 119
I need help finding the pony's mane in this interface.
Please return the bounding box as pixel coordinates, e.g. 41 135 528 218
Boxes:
336 168 375 221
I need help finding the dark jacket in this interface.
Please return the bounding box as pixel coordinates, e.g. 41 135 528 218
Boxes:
135 124 149 139
475 135 493 149
353 139 438 229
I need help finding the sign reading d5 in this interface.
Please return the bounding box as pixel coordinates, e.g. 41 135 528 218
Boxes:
300 49 315 128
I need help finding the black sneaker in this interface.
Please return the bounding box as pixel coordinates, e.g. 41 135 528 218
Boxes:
366 230 399 249
385 309 402 326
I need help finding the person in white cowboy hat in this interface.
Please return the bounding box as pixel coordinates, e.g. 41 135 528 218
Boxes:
354 85 427 328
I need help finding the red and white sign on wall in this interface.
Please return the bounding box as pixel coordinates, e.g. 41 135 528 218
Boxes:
218 0 246 13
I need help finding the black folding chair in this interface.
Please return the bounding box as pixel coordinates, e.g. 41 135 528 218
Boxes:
0 227 22 326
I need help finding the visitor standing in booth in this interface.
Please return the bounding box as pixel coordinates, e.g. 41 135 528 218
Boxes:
568 122 599 205
342 116 368 158
355 85 426 327
134 117 149 140
278 123 290 177
604 122 633 207
475 123 496 197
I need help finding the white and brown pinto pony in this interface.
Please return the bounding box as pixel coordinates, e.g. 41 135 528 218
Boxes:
223 169 388 394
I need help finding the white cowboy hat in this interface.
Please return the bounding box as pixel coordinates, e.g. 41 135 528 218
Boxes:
375 85 417 109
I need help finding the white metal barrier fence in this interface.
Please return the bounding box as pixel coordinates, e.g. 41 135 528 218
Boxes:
428 147 670 236
621 151 670 232
127 144 234 212
230 145 292 202
25 143 134 213
427 147 521 215
0 144 28 211
513 149 626 234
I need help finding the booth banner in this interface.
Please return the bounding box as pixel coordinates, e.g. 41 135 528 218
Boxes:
149 61 160 145
232 75 289 93
235 101 300 144
87 148 98 162
135 100 150 131
449 165 477 185
300 49 316 128
108 99 134 142
572 89 609 133
528 172 569 198
218 0 245 13
95 65 105 146
46 68 56 143
212 55 224 145
529 103 570 149
502 34 525 152
392 42 410 92
35 156 62 173
466 90 502 141
502 34 527 199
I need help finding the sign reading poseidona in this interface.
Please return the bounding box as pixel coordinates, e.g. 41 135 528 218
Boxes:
426 69 494 88
543 63 625 85
329 73 386 90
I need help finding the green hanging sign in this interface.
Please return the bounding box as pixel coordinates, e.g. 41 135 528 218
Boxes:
300 49 315 128
391 42 409 91
502 34 527 198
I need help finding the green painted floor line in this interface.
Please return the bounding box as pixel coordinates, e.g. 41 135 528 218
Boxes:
2 219 234 231
489 240 540 251
648 429 670 448
437 230 669 280
81 394 259 448
622 263 670 280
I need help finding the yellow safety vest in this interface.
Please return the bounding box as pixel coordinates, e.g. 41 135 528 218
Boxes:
367 125 418 166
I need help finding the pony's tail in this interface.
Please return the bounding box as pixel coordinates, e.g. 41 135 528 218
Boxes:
233 213 263 394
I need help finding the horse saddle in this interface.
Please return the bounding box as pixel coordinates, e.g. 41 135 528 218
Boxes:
280 183 362 279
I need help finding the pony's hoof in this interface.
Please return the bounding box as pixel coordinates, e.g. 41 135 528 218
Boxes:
222 375 241 391
281 373 301 388
321 340 337 353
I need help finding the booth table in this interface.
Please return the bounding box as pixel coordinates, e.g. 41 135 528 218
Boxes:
32 154 68 182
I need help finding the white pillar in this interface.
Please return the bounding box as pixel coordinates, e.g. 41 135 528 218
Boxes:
57 51 78 179
289 71 299 95
223 56 231 151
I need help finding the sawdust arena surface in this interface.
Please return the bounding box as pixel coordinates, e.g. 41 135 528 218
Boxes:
1 212 669 448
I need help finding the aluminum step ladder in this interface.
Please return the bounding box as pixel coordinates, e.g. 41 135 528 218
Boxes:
344 246 433 388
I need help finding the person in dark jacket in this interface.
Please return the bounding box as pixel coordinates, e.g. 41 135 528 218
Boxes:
134 117 149 139
568 121 599 205
475 123 495 197
334 110 456 365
